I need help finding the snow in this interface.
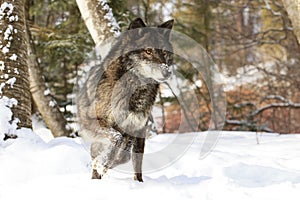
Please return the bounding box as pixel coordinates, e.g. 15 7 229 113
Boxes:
32 115 54 143
43 88 51 96
0 2 17 55
9 53 17 61
0 61 5 70
0 74 17 91
221 62 279 91
98 0 120 36
4 25 13 40
9 15 17 22
6 77 16 87
13 68 19 74
1 46 9 54
0 82 5 93
0 96 18 138
0 2 14 20
49 100 56 107
1 116 300 200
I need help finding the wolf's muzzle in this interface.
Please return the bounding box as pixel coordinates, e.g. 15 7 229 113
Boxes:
161 63 172 78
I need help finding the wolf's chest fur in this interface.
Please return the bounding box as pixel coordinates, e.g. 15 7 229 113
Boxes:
95 57 159 134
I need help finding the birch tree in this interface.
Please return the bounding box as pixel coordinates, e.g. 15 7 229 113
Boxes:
282 0 300 44
76 0 120 46
0 0 31 129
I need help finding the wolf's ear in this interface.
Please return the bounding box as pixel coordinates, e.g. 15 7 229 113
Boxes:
158 19 174 30
128 18 146 30
158 19 174 40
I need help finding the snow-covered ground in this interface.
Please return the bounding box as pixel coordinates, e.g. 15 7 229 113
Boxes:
1 119 300 200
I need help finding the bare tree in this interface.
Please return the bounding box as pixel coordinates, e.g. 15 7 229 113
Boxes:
0 0 31 129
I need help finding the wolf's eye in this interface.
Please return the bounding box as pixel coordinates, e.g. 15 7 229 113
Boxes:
145 48 153 55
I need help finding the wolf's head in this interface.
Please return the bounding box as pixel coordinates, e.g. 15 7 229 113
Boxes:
125 18 174 83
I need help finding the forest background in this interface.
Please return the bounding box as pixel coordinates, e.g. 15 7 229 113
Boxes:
1 0 299 137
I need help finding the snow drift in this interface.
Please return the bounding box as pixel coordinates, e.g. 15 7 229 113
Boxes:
0 119 300 200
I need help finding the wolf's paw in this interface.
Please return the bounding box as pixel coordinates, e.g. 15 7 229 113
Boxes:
134 173 143 182
91 165 108 179
92 157 108 179
92 169 102 179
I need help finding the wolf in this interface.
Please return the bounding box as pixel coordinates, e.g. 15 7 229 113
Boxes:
77 18 174 182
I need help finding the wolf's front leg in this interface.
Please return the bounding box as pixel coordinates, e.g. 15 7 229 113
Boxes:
91 142 109 179
132 136 145 182
90 132 123 179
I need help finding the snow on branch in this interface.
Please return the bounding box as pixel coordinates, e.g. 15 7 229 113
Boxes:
226 95 300 132
261 95 291 103
76 0 120 46
98 0 120 36
262 0 282 16
225 119 273 132
251 96 300 117
233 102 257 110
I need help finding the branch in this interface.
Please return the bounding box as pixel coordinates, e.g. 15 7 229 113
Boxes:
225 119 274 132
250 102 300 117
227 95 300 132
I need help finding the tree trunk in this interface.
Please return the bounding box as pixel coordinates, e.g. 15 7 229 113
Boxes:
27 34 70 137
0 0 31 129
24 3 70 137
282 0 300 44
76 0 120 46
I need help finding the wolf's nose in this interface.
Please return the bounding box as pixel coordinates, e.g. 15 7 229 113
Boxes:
161 63 172 78
162 68 172 78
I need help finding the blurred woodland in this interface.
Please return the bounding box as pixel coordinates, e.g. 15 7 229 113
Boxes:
25 0 299 134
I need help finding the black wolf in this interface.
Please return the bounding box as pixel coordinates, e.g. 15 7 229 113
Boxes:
77 18 174 182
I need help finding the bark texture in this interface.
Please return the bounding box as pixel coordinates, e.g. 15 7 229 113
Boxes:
0 0 31 128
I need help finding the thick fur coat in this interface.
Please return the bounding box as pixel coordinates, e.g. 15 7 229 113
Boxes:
77 18 174 182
